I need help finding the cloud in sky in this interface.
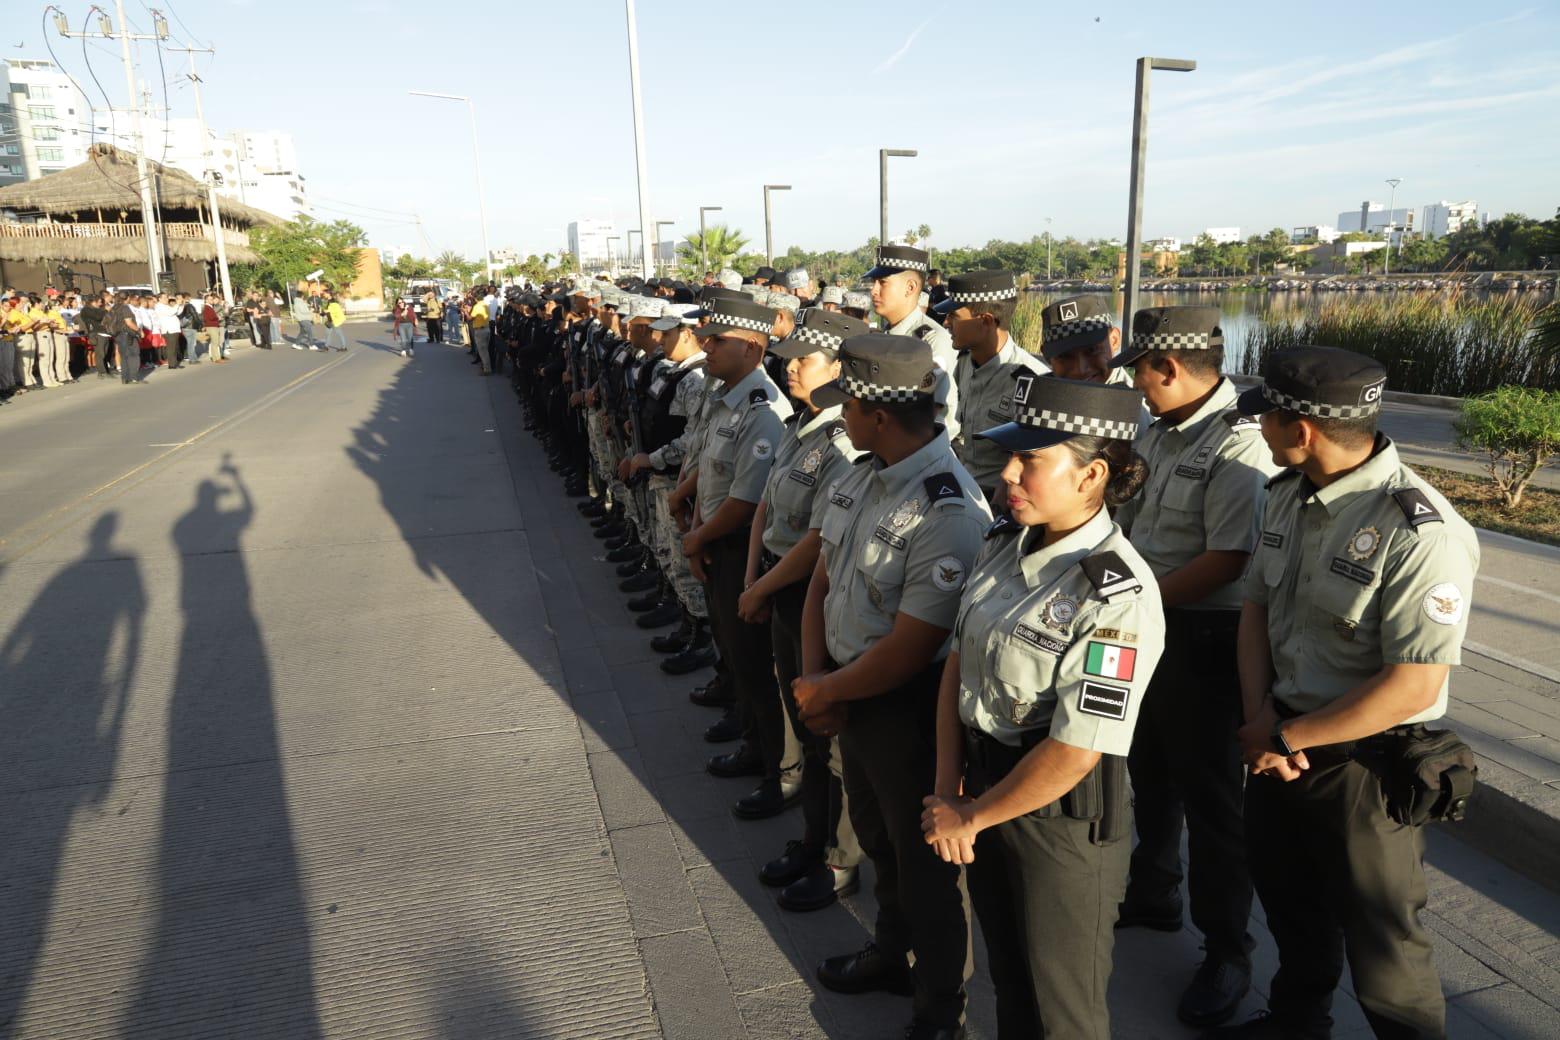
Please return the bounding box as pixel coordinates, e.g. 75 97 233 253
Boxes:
874 17 932 74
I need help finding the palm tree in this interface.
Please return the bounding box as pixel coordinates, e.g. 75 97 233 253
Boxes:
677 224 749 277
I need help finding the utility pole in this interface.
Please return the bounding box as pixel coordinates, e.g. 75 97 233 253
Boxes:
698 205 722 276
654 219 674 275
1122 56 1195 340
166 44 231 305
1384 178 1402 276
763 184 791 266
53 2 169 287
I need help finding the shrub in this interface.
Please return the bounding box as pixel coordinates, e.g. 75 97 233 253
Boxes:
1453 386 1560 510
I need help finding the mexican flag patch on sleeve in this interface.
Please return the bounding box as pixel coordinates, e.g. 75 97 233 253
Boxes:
1084 641 1136 682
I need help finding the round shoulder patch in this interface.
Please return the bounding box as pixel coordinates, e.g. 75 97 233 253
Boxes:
1422 583 1464 626
752 437 773 461
931 556 966 592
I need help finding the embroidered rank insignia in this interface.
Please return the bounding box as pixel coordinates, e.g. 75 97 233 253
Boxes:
1080 551 1142 600
827 420 847 439
1347 525 1382 561
1078 680 1130 721
924 473 964 503
801 447 824 473
748 387 769 405
1192 445 1214 465
1392 488 1441 527
985 514 1021 540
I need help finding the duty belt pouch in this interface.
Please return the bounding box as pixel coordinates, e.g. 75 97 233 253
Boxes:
1059 753 1129 844
1355 726 1477 827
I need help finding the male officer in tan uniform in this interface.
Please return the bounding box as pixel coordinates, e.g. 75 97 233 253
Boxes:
866 244 961 442
1216 346 1480 1040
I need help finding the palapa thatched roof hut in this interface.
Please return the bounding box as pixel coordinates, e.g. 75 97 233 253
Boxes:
0 143 282 267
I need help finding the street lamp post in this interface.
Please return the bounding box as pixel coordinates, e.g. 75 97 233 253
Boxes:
627 229 642 272
1384 178 1402 276
699 205 722 275
879 149 917 245
623 0 654 279
1122 56 1196 340
1046 216 1054 280
410 90 493 281
654 220 675 275
607 236 622 277
763 185 791 266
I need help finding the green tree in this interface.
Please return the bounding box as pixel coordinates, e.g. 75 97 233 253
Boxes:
1396 236 1449 272
249 215 366 292
676 224 750 277
1454 386 1560 509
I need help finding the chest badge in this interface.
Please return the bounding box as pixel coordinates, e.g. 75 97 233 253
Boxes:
889 498 922 530
801 447 824 474
1040 593 1079 630
1347 525 1382 561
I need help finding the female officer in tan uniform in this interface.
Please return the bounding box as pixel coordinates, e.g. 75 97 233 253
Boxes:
921 375 1166 1039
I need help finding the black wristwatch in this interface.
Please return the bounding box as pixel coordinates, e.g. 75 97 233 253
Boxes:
1270 720 1298 757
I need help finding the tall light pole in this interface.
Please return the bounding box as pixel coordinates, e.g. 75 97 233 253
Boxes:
654 219 674 275
1384 178 1402 276
763 184 791 266
623 0 654 279
879 149 917 245
698 205 722 275
1122 56 1196 340
54 3 168 286
607 236 622 277
1045 216 1054 280
627 229 642 271
410 90 492 281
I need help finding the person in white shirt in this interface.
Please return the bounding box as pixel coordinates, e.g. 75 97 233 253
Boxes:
155 294 183 368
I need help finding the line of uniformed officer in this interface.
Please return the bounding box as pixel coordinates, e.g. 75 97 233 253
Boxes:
511 268 1479 1040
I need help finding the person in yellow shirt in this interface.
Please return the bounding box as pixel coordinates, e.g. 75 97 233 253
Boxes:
1 294 31 396
33 298 72 387
11 295 47 390
468 294 492 375
323 292 349 351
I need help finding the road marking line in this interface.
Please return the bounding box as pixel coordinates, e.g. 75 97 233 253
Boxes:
0 353 352 561
1476 574 1560 607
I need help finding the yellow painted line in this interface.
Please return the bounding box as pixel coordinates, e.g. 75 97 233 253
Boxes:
0 353 352 561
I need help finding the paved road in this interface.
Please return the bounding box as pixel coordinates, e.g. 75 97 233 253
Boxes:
1 327 1556 1038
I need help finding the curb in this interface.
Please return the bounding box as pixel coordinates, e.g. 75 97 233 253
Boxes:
1445 752 1560 894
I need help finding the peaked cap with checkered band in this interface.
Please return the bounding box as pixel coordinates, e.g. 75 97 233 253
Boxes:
1237 345 1388 421
1112 305 1223 368
690 294 778 339
975 375 1142 452
932 269 1018 314
1041 295 1117 360
770 309 871 360
810 333 937 409
864 243 931 280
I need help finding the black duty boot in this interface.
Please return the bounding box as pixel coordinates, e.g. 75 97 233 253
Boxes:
759 840 818 888
604 533 636 552
703 712 743 744
733 779 796 821
650 614 693 653
564 479 588 497
779 863 860 913
1116 893 1184 932
616 553 649 577
626 590 661 612
594 522 625 541
706 742 762 777
619 569 659 593
815 942 914 996
578 499 606 517
687 668 732 706
589 512 616 529
636 600 682 629
1179 952 1252 1028
661 626 716 675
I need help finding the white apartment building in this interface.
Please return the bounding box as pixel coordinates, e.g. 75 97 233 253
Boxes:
1291 225 1340 244
0 59 92 185
568 218 617 268
1337 203 1415 243
1203 227 1242 244
1146 236 1182 252
1421 201 1478 239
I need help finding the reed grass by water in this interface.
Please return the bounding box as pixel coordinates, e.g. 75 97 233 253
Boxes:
1241 295 1559 397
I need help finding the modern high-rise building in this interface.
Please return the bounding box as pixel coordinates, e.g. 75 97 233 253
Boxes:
1421 201 1478 239
568 218 617 269
1291 225 1340 244
0 59 92 186
1202 227 1242 244
1337 203 1414 242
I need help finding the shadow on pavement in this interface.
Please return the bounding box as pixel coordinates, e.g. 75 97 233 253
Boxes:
125 459 325 1037
0 515 142 1035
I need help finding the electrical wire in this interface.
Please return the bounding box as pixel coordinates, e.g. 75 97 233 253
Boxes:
149 26 171 165
35 7 142 203
155 0 207 50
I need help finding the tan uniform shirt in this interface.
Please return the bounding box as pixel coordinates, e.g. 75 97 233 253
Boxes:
760 405 861 557
818 431 991 666
1243 436 1480 722
889 309 961 443
1117 378 1282 610
957 508 1165 751
696 365 793 518
952 334 1050 492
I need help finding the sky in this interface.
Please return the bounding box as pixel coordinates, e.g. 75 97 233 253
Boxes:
15 0 1560 261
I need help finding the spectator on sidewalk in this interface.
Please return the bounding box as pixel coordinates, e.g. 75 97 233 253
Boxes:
422 288 443 343
79 292 112 378
444 294 465 347
177 293 201 365
34 294 72 386
155 293 183 369
323 292 349 351
110 290 143 384
469 291 492 374
392 298 418 356
197 293 227 363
